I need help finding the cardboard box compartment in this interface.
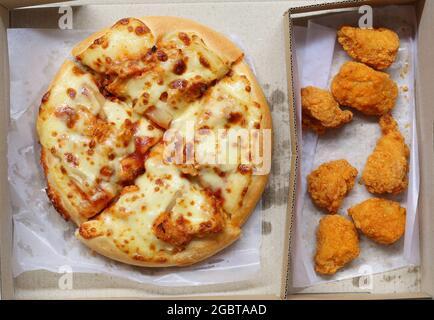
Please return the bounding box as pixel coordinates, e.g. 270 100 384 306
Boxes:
0 0 432 299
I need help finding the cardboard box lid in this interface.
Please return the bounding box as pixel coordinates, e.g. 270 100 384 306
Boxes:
1 0 432 299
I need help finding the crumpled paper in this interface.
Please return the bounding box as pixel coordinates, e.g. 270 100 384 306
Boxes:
292 5 419 287
7 28 261 286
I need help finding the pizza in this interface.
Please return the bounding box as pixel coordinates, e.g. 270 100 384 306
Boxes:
36 16 272 267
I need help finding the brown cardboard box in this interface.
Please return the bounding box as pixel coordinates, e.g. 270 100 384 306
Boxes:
0 0 432 300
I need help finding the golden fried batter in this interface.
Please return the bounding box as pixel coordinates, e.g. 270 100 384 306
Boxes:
362 114 409 194
301 86 353 135
348 198 406 245
308 160 358 213
338 26 400 70
331 61 398 116
315 215 360 275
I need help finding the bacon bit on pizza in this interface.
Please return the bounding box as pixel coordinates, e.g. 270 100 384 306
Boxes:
135 25 150 36
245 85 251 92
199 55 211 68
228 112 243 124
140 92 150 105
41 91 51 104
135 136 154 154
117 18 130 25
127 26 133 32
238 164 252 175
117 119 137 146
121 185 140 195
92 36 109 49
100 166 114 177
79 221 104 239
89 139 96 149
67 88 77 99
188 82 208 99
178 32 191 46
169 79 188 90
72 66 85 76
211 188 224 207
213 167 226 178
132 254 146 261
119 145 150 183
173 59 187 75
64 152 79 167
156 49 168 62
60 166 67 175
159 91 168 102
87 117 112 143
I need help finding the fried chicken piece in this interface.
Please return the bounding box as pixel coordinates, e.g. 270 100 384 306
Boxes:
301 86 353 134
331 61 398 116
315 215 360 275
348 198 406 245
338 26 400 70
308 160 358 213
362 114 409 194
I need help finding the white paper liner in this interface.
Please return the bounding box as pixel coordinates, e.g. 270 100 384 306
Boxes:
7 28 261 286
292 5 419 288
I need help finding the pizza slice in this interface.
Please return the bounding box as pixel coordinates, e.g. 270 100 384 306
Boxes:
37 61 162 224
73 17 156 77
165 63 271 224
105 31 233 129
76 143 239 266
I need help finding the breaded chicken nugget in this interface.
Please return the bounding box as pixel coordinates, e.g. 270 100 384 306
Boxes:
338 26 400 70
308 159 358 213
301 86 353 135
331 61 398 116
348 198 406 245
315 215 360 275
362 114 409 194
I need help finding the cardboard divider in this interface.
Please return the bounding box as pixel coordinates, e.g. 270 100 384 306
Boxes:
413 0 434 297
0 4 13 300
283 0 433 299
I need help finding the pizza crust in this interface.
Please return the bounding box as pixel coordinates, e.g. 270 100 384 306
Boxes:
76 222 240 267
228 62 272 227
39 17 272 267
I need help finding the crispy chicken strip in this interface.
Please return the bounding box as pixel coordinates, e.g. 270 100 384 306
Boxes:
315 215 360 275
308 159 358 213
348 198 406 245
338 26 400 70
301 86 353 135
331 61 398 116
362 114 409 194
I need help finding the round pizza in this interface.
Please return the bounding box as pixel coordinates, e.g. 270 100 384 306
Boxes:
36 16 272 267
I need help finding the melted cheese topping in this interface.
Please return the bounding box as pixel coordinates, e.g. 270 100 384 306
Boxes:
79 145 223 261
105 32 230 129
37 62 162 221
164 73 262 215
76 18 155 76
